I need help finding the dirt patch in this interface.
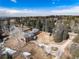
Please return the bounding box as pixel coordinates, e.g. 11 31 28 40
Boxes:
3 32 55 59
37 32 54 44
4 39 51 59
4 38 26 50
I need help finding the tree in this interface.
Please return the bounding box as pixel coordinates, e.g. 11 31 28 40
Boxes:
54 23 69 42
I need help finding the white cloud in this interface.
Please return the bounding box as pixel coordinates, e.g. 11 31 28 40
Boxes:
11 0 16 3
51 6 79 15
0 8 52 17
0 6 79 17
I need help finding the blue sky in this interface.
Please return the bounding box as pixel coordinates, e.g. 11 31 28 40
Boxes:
0 0 79 16
0 0 79 9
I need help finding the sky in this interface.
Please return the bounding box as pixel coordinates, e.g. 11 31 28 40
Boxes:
0 0 79 16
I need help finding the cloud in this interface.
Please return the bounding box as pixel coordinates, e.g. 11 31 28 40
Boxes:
11 0 16 3
0 8 52 17
51 6 79 15
0 6 79 17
